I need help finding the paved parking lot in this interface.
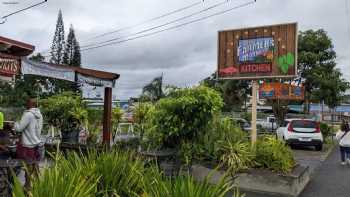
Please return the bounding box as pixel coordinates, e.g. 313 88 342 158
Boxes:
292 143 334 176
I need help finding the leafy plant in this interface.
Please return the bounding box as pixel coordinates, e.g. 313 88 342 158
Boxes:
142 173 239 197
217 141 255 175
112 107 123 131
149 86 223 148
254 136 295 173
194 116 247 163
133 102 155 135
320 122 334 139
41 92 87 132
13 152 99 197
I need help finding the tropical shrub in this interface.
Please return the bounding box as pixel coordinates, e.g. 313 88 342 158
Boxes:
133 102 155 135
12 153 99 197
142 172 239 197
217 141 255 175
41 92 88 132
254 136 295 173
13 149 243 197
149 86 223 148
112 107 123 127
194 116 247 163
320 122 334 139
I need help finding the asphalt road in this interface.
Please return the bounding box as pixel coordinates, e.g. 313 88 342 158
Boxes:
300 146 350 197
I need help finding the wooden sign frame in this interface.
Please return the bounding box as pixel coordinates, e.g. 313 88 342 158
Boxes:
217 23 298 80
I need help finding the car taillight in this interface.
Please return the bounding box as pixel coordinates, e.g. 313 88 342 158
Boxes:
315 123 321 133
288 124 293 132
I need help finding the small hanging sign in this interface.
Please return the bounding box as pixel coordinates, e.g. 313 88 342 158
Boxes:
21 58 75 82
0 57 20 76
77 73 114 88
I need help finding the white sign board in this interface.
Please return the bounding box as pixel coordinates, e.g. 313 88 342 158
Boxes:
21 58 75 82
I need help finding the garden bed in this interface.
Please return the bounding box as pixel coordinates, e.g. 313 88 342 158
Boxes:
191 164 310 197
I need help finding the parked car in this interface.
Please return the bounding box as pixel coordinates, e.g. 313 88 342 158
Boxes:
256 115 278 132
276 119 323 151
232 118 251 132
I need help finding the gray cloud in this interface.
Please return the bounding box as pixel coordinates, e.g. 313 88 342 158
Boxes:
1 0 350 99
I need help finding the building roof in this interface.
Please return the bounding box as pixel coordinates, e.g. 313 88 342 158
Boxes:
45 62 120 80
0 36 35 56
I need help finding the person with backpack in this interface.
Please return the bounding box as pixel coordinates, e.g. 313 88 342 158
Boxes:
336 120 350 165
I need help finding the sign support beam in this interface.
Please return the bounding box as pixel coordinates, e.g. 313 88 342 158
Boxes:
103 87 112 148
251 80 258 144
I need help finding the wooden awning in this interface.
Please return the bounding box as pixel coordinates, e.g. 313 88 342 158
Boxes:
0 36 35 57
21 58 120 87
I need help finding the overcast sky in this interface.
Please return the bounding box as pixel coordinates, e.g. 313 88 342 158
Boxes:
1 0 349 99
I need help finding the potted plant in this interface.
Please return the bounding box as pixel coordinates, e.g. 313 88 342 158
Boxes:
41 92 88 144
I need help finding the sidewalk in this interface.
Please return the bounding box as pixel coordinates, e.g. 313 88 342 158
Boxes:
300 145 350 197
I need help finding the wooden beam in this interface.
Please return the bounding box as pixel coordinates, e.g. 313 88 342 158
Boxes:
251 80 258 144
103 87 112 147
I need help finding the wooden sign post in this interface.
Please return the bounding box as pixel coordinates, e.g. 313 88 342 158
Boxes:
251 80 258 144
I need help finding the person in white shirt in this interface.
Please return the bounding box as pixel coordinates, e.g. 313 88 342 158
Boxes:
13 98 43 188
336 120 350 165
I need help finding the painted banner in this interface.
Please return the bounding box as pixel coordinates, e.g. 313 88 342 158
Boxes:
218 23 298 79
259 82 304 100
77 73 114 88
0 57 20 77
21 58 75 82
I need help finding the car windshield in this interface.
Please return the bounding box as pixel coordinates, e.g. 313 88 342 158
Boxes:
291 120 317 128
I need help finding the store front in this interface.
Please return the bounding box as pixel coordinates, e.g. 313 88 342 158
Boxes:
0 36 35 82
0 36 119 145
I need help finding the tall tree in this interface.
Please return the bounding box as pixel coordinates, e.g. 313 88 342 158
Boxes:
63 24 81 66
297 29 337 113
50 10 65 64
202 73 250 111
142 75 164 102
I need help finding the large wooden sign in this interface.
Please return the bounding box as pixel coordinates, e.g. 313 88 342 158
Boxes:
259 82 304 100
0 57 20 77
217 23 298 79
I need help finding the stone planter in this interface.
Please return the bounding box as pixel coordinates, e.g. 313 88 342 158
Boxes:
191 164 310 197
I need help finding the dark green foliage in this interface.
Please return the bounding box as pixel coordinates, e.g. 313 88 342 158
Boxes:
320 123 334 139
63 24 81 67
13 150 240 197
40 92 88 131
149 86 223 148
202 73 250 112
50 9 65 65
298 29 348 112
254 136 295 173
142 76 164 102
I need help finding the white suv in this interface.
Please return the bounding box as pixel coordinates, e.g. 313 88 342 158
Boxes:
276 119 324 151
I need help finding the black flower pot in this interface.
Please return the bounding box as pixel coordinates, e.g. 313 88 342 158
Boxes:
61 131 79 144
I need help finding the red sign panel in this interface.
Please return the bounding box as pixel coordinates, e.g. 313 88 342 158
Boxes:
239 64 272 73
0 57 20 77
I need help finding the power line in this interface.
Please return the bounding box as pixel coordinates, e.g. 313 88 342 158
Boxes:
40 0 207 54
85 0 205 41
1 0 47 21
80 0 256 52
43 0 235 56
80 0 229 49
43 0 255 58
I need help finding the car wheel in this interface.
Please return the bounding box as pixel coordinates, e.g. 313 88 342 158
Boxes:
315 144 323 151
